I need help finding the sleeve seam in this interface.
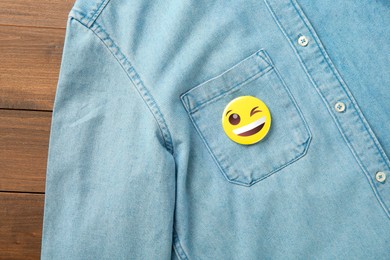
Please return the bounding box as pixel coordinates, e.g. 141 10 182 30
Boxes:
68 16 175 155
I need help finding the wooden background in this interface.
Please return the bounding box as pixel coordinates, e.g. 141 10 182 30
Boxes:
0 1 75 259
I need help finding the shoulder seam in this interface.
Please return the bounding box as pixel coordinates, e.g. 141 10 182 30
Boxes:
69 0 111 28
69 16 175 155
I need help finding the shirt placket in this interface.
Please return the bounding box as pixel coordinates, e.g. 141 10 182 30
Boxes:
264 0 390 218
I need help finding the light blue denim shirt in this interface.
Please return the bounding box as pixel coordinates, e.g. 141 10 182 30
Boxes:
41 0 390 259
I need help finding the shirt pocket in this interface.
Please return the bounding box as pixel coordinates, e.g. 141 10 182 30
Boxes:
180 49 312 187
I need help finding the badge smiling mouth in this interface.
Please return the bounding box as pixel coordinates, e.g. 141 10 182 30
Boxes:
233 116 266 137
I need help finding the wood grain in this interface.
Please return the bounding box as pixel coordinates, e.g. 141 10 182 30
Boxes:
0 0 75 28
0 109 51 193
0 192 44 260
0 25 65 111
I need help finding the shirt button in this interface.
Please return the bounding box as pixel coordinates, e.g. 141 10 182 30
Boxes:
298 35 309 47
334 101 346 113
375 171 386 183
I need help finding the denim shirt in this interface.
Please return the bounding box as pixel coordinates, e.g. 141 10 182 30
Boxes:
41 0 390 259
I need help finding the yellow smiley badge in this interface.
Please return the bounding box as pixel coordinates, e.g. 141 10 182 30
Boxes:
222 96 271 145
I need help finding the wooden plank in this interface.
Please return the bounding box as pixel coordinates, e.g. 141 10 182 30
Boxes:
0 192 44 260
0 0 75 29
0 25 65 110
0 109 51 193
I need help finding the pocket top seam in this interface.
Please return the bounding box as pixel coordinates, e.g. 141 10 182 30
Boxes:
187 66 273 115
180 49 273 114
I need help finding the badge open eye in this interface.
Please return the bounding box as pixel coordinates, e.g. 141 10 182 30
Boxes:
250 106 262 116
228 113 240 125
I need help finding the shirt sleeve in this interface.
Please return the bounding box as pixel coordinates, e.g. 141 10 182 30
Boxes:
40 17 176 259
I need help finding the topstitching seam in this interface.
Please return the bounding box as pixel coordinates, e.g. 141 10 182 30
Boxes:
69 14 174 155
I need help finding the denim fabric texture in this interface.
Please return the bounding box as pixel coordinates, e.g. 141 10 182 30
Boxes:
41 0 390 259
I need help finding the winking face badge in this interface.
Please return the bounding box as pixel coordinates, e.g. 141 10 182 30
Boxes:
222 96 271 145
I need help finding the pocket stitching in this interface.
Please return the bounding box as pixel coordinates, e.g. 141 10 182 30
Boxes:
189 105 312 186
180 49 272 114
256 50 272 67
181 49 312 186
186 66 273 115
